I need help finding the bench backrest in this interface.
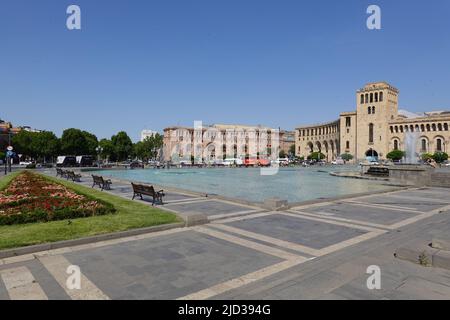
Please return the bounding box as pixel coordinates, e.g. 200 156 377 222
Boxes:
92 175 104 183
131 183 156 195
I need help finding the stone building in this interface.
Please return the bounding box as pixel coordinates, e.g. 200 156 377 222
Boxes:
163 124 284 163
295 82 450 162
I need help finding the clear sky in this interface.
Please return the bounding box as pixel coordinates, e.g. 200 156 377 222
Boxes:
1 0 449 141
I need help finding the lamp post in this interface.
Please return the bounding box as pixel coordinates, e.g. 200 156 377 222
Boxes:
95 146 103 168
5 146 13 174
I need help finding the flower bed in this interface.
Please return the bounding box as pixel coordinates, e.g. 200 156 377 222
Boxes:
0 171 115 225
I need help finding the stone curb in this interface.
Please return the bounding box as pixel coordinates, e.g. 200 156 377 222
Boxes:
0 222 185 260
394 243 450 271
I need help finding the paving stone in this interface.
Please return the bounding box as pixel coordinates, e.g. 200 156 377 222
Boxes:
165 200 252 216
303 203 418 225
432 235 450 251
359 195 446 212
433 250 450 271
226 213 367 250
395 243 439 266
63 230 282 299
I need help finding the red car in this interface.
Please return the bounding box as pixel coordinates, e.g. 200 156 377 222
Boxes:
244 158 270 167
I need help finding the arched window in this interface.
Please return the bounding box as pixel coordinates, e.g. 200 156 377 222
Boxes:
346 141 350 149
365 94 369 103
360 94 364 104
438 123 443 131
400 126 404 133
421 139 427 152
368 107 371 114
369 123 374 143
421 124 425 132
395 126 398 133
445 123 449 131
390 126 394 133
372 106 375 114
379 92 383 102
375 92 378 102
410 125 414 132
432 124 436 131
436 138 442 151
394 140 399 150
370 93 373 103
426 124 431 132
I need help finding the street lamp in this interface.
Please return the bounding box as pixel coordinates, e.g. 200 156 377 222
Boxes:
95 146 103 168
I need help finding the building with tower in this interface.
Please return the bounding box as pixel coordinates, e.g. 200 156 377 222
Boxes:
295 82 450 162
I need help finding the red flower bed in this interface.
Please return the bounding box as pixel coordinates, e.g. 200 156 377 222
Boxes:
0 171 115 225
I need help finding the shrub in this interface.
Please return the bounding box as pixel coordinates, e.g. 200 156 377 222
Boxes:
421 153 434 161
0 171 115 225
433 152 449 164
340 153 353 161
307 152 325 161
386 150 405 161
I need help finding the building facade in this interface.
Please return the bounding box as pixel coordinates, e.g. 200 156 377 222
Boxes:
296 82 450 162
163 124 283 163
140 129 158 142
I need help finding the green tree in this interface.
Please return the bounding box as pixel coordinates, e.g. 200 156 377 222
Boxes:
289 144 296 156
279 150 286 158
386 150 405 161
340 153 354 161
133 141 147 160
99 139 115 162
111 131 133 161
60 128 89 155
421 153 434 161
32 131 60 162
82 131 98 155
12 130 34 158
307 152 325 161
149 133 163 160
433 152 448 164
133 134 163 161
0 151 5 160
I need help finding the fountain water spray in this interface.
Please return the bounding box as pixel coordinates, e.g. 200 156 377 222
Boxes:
404 131 420 164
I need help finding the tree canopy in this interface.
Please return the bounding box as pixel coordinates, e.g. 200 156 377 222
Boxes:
111 131 133 161
387 150 405 161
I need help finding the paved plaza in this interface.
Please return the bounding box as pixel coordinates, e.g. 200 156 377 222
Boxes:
1 172 450 299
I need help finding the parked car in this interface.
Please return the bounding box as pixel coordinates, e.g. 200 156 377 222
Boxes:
272 158 290 166
331 158 345 165
130 161 144 169
223 158 244 166
19 161 33 166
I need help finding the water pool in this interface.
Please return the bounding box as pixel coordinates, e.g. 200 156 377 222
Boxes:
93 166 394 203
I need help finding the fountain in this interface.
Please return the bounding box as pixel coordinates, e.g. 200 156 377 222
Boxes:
388 131 433 186
403 131 420 164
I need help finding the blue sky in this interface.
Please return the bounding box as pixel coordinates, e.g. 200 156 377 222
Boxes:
1 0 449 141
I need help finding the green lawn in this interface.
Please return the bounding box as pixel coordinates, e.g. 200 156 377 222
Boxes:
0 171 182 250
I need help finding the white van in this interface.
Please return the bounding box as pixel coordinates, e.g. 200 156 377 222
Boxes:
223 158 243 166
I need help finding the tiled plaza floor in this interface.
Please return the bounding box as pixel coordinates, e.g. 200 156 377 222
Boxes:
1 171 450 299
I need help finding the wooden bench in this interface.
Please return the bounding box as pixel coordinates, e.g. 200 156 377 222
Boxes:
91 175 112 191
57 168 69 178
131 182 165 205
66 171 82 182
